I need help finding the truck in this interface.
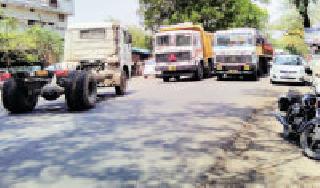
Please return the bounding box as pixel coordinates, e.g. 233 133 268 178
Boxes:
155 23 214 82
214 28 273 81
2 22 132 113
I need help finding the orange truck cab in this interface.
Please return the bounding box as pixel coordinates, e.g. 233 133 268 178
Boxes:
155 23 214 82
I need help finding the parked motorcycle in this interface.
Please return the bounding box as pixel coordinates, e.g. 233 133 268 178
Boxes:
277 88 320 159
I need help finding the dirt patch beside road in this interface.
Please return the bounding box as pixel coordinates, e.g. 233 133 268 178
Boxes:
198 97 320 187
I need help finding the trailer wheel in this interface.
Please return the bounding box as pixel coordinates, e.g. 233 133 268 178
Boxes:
65 71 97 111
115 71 127 96
300 125 320 160
2 79 38 113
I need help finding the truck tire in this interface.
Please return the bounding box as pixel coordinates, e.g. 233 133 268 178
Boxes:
2 79 38 113
249 72 258 81
217 75 223 81
115 71 127 95
65 71 79 110
203 63 213 78
65 71 97 111
163 77 170 82
193 64 204 81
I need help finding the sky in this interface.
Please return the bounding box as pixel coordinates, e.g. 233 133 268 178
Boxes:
68 0 283 26
68 0 140 25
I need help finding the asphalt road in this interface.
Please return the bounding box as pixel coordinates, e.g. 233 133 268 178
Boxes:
0 77 299 188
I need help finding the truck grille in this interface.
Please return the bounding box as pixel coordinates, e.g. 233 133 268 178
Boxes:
156 52 191 63
280 70 297 74
216 55 252 64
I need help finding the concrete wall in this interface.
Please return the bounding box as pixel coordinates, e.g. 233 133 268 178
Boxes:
0 0 74 37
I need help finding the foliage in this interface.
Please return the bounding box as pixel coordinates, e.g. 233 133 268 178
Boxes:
270 10 309 56
0 11 63 66
139 0 268 32
128 26 152 49
25 25 63 64
288 0 318 28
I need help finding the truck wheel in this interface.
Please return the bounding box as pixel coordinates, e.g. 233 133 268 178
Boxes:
2 79 38 113
163 77 170 82
217 75 223 81
250 72 258 81
194 64 204 81
115 72 127 95
65 71 97 111
65 71 79 110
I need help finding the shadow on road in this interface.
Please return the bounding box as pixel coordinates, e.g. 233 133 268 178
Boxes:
0 98 256 187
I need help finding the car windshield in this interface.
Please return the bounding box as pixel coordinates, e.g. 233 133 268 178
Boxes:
216 33 253 47
274 56 302 65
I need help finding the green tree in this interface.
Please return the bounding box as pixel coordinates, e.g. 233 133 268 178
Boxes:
25 25 63 66
288 0 318 28
128 26 152 49
0 10 63 66
139 0 268 32
270 10 309 55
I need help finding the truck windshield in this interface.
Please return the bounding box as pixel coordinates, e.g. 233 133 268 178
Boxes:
157 35 170 46
275 56 302 66
216 34 253 47
156 34 192 46
176 34 191 46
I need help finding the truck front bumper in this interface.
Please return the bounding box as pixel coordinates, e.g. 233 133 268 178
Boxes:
216 70 256 75
215 64 257 76
156 64 197 77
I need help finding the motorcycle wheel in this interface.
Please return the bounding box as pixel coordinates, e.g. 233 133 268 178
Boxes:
300 125 320 160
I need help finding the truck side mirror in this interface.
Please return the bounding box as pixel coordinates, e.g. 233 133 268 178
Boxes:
305 67 313 75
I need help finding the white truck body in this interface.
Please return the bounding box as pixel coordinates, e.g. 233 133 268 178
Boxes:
214 28 272 79
64 22 132 76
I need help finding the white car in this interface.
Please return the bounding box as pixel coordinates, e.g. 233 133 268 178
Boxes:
143 59 158 78
270 55 309 84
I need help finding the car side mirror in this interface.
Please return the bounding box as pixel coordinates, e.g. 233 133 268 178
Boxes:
305 67 313 75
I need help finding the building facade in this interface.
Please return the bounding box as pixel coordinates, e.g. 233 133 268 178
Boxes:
0 0 74 37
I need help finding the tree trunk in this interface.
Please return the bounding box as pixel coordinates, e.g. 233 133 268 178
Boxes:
303 0 311 28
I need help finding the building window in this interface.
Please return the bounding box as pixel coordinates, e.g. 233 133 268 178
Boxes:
49 0 58 8
58 14 65 22
1 4 7 8
28 20 36 26
48 22 55 26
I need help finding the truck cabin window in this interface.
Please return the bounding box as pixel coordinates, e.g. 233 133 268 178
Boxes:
216 34 253 47
156 35 170 46
80 28 106 39
176 34 191 46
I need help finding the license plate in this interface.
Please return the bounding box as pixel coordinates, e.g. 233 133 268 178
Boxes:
228 70 238 74
35 70 49 77
216 65 223 71
168 65 176 71
243 65 250 71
